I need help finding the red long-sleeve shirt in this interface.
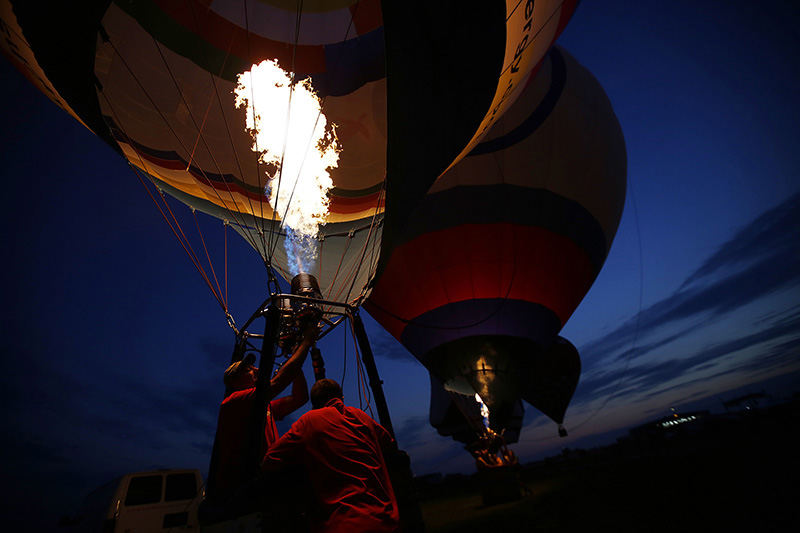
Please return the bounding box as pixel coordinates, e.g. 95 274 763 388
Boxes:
211 373 308 500
262 398 400 533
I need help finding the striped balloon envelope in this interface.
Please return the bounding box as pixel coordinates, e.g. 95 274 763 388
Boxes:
365 45 627 442
1 0 578 312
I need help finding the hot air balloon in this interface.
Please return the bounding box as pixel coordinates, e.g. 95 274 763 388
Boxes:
365 44 627 465
1 0 579 409
1 0 578 315
2 0 581 526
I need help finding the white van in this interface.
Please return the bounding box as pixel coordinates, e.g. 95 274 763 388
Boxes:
62 469 204 532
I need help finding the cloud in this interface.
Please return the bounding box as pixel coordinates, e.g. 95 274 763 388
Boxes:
569 195 800 416
394 415 431 448
581 193 800 367
681 193 800 288
0 339 221 491
573 304 800 415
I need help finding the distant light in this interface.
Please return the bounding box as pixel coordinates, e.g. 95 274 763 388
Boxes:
660 415 697 428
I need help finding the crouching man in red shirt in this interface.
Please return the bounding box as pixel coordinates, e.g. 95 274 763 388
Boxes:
261 378 400 533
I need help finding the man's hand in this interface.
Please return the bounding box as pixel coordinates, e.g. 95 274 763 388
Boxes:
299 320 320 346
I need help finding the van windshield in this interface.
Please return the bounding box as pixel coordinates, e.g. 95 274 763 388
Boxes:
125 475 162 506
165 472 197 501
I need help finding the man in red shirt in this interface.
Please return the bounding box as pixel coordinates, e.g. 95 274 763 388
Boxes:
208 326 315 503
261 378 400 533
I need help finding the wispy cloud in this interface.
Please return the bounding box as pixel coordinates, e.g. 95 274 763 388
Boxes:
681 194 800 289
577 307 800 403
579 194 800 372
569 194 800 415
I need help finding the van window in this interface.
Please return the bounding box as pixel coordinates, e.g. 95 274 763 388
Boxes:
125 475 162 505
165 473 197 501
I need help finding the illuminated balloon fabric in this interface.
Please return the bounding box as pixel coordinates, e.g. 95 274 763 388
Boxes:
1 0 578 305
429 374 525 446
364 46 627 434
431 336 580 445
378 0 580 277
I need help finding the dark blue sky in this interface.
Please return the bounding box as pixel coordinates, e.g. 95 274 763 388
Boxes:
2 1 799 530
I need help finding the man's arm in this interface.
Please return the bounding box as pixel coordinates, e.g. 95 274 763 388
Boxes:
269 324 317 399
270 370 308 420
261 418 305 472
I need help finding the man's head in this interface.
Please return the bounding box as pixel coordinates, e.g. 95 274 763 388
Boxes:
223 359 257 392
310 378 343 409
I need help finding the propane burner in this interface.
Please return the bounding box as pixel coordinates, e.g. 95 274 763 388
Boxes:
276 274 322 349
290 273 322 323
291 273 322 300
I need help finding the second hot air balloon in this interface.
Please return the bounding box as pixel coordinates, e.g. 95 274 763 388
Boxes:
365 45 627 463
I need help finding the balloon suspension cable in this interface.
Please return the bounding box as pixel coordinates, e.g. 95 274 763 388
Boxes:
265 260 282 297
350 310 394 438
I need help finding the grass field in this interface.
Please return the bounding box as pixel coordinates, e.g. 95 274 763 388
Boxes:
414 401 799 532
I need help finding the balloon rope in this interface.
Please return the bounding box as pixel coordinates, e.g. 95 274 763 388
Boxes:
325 234 353 301
159 189 226 307
137 173 225 311
261 0 306 258
98 92 227 313
269 107 325 260
104 36 263 256
183 0 265 254
348 316 373 416
332 230 374 305
340 318 348 388
224 221 229 307
241 0 271 255
327 181 386 304
265 0 371 264
193 209 226 308
343 179 386 304
318 233 325 287
331 236 371 305
185 89 214 172
149 37 264 253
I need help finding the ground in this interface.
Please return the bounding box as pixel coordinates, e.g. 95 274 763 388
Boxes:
415 400 799 532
